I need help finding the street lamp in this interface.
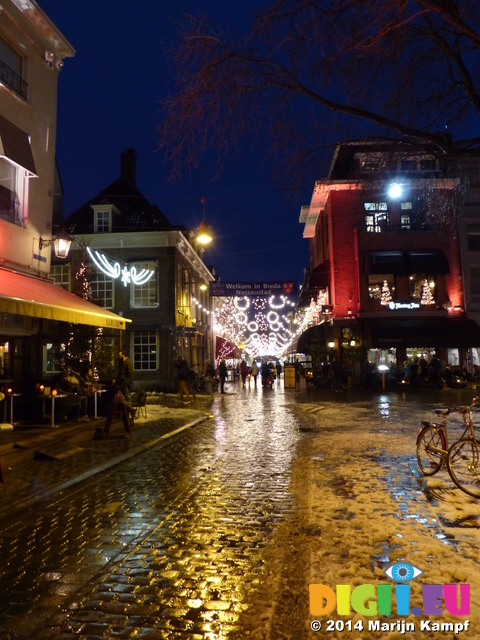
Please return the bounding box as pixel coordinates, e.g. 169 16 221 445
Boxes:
378 364 389 390
388 183 402 198
39 229 73 259
196 197 212 245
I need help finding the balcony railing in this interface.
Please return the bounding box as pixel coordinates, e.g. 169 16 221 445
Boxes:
0 59 27 99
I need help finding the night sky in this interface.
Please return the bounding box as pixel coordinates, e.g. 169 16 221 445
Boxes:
38 1 312 285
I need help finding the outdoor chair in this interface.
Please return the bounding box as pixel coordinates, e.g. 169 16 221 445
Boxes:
130 389 148 418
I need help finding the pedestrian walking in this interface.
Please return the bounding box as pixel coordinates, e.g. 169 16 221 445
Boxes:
329 355 344 392
276 361 282 380
240 360 248 386
218 359 227 394
250 360 259 387
429 354 443 389
261 360 270 387
174 356 191 402
102 382 136 437
116 350 134 400
204 362 216 398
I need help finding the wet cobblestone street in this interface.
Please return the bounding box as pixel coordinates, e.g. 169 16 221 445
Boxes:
0 384 479 639
0 385 301 639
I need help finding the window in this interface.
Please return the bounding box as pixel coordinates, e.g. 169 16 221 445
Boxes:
365 202 388 211
361 161 379 171
0 341 9 378
43 342 65 374
398 202 412 229
0 36 27 99
0 158 27 227
420 159 437 171
133 331 157 370
90 271 114 308
50 265 71 290
400 160 417 171
364 203 389 232
467 224 480 252
94 210 111 233
368 274 395 301
409 274 435 302
131 262 157 308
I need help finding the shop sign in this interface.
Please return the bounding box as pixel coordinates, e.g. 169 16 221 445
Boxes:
210 281 296 297
388 301 420 311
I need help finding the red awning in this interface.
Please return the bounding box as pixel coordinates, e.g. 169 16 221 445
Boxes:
215 336 241 359
0 268 131 329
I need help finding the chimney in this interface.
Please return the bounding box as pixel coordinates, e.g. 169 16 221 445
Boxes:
120 148 136 185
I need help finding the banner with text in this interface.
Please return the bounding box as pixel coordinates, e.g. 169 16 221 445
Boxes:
209 281 296 297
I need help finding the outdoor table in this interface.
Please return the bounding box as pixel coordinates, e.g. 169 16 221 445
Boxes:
41 393 68 428
93 388 107 419
8 392 21 425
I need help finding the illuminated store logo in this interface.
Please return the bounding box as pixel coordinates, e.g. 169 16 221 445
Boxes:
388 301 420 311
86 247 155 287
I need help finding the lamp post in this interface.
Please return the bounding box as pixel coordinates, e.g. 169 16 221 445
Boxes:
378 364 389 390
196 197 213 245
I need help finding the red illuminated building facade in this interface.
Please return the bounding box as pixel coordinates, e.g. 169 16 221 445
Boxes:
298 140 480 379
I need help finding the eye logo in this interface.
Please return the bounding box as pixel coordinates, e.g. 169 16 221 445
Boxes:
384 563 424 582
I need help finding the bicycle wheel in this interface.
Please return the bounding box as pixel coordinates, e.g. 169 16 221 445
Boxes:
416 426 445 475
447 439 480 498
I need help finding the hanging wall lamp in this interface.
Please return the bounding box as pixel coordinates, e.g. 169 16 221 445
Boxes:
39 228 73 259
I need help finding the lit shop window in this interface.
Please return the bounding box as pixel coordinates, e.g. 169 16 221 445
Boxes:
368 274 395 301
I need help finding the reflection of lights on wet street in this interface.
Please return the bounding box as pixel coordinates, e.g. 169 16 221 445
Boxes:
378 395 391 418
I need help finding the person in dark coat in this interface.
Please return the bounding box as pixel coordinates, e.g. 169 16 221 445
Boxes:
218 359 227 394
329 356 344 391
116 350 134 399
240 360 248 386
102 382 136 437
261 360 270 387
174 356 191 402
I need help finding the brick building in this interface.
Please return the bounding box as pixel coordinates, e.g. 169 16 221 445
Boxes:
297 140 480 382
60 149 214 391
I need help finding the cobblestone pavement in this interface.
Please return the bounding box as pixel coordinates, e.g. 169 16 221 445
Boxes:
0 384 302 639
0 384 479 639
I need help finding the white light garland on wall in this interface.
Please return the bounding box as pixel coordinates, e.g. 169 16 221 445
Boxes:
86 247 155 287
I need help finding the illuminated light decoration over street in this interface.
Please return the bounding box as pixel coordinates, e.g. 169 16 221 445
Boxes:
86 247 155 287
208 294 312 358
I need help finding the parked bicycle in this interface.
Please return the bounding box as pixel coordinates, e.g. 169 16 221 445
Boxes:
416 397 480 498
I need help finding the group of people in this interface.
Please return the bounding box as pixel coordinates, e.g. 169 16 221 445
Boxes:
404 355 474 389
174 356 284 398
59 350 137 437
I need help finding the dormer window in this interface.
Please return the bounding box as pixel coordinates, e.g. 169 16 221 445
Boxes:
91 204 117 233
95 210 110 233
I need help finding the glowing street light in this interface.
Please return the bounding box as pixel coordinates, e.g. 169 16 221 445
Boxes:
196 197 213 245
388 183 402 198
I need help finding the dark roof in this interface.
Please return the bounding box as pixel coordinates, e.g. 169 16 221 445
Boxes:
64 176 172 234
328 138 448 181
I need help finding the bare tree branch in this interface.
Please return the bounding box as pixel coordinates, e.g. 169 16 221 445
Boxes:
159 1 480 184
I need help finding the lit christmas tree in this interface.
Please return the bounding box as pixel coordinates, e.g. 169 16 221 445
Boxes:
421 279 435 305
380 280 393 305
